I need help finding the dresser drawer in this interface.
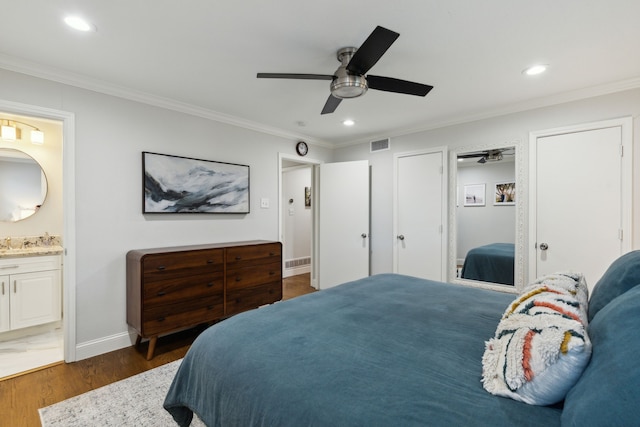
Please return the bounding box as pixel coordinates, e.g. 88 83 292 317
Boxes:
227 261 281 290
226 281 282 316
143 294 224 336
142 249 224 281
143 273 224 308
226 243 281 269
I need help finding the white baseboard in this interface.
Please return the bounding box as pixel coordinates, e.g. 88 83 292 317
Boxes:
283 265 311 278
75 330 137 361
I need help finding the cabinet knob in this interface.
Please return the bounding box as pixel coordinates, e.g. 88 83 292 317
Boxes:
158 317 165 322
269 271 275 276
235 256 242 261
207 259 213 264
157 266 166 271
157 291 166 296
235 277 241 282
207 305 214 310
269 252 275 256
207 282 214 287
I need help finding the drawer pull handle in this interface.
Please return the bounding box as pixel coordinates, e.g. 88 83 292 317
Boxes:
157 291 166 296
207 259 213 264
157 266 166 271
1 281 4 295
235 256 242 260
207 305 214 310
0 265 19 270
235 277 241 282
269 252 275 256
158 317 165 322
269 271 275 276
207 282 214 287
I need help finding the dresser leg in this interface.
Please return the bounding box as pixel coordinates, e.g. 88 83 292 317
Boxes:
146 336 158 360
135 335 142 348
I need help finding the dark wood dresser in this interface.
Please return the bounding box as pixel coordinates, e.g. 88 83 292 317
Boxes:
126 240 282 359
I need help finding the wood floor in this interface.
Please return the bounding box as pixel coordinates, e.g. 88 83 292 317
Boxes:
0 273 314 427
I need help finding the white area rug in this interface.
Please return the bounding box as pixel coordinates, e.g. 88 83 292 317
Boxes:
39 359 205 426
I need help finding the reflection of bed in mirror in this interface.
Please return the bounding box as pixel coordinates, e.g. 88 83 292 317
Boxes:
460 243 514 285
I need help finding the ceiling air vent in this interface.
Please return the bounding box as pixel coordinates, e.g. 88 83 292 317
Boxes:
370 138 390 153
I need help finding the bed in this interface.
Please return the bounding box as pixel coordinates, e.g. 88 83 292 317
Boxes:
460 242 514 285
164 250 640 426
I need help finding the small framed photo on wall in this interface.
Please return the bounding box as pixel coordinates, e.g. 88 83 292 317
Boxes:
464 183 485 206
494 181 516 205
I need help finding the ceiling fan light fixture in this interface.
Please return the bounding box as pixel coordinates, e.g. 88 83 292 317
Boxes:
331 75 368 99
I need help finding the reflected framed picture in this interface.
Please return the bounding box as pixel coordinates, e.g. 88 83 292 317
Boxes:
494 181 516 205
143 151 250 214
464 183 485 206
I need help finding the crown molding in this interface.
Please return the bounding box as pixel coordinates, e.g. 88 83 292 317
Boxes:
0 54 331 148
336 75 640 149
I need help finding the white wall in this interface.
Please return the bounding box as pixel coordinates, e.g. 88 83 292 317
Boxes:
334 88 640 275
282 166 312 262
0 68 333 358
457 161 515 259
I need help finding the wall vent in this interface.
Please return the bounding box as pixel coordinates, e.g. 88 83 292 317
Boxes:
370 138 390 153
285 257 311 269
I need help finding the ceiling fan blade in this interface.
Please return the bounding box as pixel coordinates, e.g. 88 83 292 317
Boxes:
367 75 433 96
346 26 399 75
321 95 342 115
257 73 334 80
457 152 486 159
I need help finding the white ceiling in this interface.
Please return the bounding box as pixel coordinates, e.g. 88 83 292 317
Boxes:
1 0 639 147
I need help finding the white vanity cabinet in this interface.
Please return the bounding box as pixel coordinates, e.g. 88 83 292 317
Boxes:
0 255 61 333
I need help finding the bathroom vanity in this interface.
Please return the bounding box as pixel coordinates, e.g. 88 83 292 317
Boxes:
0 253 62 333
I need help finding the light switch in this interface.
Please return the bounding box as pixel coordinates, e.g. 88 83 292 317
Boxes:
260 198 270 209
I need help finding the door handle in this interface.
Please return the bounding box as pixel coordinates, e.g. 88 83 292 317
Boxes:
539 243 549 251
397 235 405 240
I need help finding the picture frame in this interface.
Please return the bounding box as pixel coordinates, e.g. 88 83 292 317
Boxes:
494 181 516 205
304 186 311 207
464 183 485 206
143 151 250 214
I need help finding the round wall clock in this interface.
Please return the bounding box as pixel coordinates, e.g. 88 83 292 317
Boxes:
296 141 308 156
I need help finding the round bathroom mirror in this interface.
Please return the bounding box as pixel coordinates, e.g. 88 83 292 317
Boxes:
0 148 48 222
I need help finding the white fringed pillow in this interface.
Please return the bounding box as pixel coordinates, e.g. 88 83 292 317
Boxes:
481 272 592 405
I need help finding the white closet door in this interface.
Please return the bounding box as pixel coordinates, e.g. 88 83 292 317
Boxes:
318 161 370 289
394 150 445 280
532 122 629 291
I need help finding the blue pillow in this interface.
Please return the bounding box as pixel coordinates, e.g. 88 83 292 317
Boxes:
588 250 640 322
562 284 640 426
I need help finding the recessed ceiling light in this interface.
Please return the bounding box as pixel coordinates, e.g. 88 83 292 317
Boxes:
523 64 548 76
342 119 355 126
64 15 96 32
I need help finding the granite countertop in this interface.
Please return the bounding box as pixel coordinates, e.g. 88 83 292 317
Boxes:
0 245 64 258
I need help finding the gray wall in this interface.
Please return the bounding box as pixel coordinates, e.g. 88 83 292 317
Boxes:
334 89 640 275
0 68 333 358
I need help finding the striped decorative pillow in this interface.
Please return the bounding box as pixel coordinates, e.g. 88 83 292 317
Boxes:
481 272 592 405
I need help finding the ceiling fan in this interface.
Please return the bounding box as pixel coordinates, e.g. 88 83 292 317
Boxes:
257 26 433 115
458 148 515 164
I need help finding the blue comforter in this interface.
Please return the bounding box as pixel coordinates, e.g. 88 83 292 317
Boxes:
164 274 562 426
461 243 515 285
